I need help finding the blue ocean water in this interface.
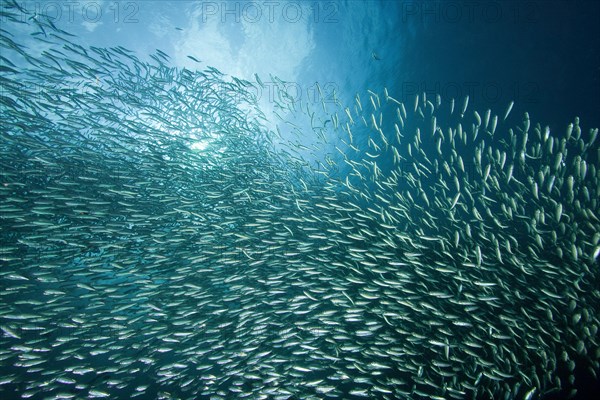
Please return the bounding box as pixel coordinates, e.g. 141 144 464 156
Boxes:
1 1 600 399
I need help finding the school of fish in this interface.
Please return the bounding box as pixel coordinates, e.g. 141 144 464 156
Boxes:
1 1 599 399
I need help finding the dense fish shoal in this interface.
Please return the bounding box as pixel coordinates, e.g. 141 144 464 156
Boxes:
1 1 599 399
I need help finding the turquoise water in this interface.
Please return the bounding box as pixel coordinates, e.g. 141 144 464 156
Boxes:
1 1 599 399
